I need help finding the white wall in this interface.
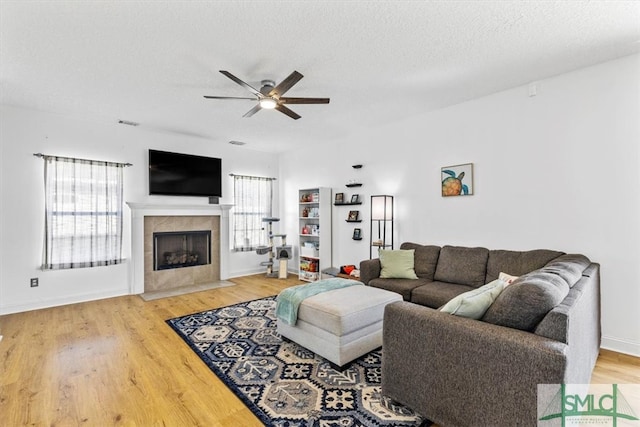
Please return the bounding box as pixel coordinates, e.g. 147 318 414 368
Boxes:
279 54 640 356
0 106 280 314
2 54 639 356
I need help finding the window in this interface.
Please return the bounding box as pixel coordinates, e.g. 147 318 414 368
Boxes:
232 175 273 251
43 156 125 269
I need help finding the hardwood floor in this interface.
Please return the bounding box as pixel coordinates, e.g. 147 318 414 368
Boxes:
1 274 638 426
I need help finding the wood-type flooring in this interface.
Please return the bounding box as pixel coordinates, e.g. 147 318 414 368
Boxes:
1 274 638 426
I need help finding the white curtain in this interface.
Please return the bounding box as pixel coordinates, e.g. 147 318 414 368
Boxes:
43 156 124 269
233 175 273 251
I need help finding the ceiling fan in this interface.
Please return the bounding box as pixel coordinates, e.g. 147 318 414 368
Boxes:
204 70 330 120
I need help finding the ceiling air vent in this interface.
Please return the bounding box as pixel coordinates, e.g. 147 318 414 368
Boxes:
229 140 246 146
118 120 139 126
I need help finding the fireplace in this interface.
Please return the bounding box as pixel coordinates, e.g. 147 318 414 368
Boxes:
127 202 232 294
141 215 219 292
153 230 211 270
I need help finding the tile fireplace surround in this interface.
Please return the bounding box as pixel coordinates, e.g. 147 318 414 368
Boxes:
127 202 232 294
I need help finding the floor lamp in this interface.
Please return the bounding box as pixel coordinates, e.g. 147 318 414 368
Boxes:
370 195 393 259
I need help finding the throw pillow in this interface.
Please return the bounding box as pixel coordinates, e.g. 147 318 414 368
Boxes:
379 249 418 279
440 279 505 319
399 243 441 280
499 272 519 285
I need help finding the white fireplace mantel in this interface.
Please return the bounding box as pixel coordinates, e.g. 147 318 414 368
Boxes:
127 202 233 294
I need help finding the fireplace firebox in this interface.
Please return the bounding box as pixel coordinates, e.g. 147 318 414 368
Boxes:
153 230 211 271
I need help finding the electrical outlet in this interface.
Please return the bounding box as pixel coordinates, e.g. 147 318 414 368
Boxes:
30 277 39 287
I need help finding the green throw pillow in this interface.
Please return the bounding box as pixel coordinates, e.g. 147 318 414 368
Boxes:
440 279 505 319
379 249 418 279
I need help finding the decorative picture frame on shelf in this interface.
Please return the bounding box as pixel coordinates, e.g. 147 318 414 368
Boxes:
441 163 474 197
335 193 344 204
350 194 360 203
348 210 359 221
353 228 362 240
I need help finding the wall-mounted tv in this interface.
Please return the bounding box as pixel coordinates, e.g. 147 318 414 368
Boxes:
148 149 222 198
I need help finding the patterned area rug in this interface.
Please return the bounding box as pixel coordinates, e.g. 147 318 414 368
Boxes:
167 296 429 427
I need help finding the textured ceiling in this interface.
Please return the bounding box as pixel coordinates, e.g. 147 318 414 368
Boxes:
1 1 639 152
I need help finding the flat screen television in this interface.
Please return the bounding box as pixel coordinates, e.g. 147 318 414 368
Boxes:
148 149 222 197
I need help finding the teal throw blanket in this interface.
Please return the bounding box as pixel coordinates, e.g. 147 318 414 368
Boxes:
276 278 362 325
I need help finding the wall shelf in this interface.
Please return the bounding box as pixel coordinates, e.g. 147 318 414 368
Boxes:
334 202 362 206
346 183 362 188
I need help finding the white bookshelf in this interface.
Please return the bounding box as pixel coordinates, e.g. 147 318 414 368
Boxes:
298 187 332 281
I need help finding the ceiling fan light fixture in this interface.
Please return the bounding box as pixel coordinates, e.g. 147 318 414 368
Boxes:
259 98 278 109
207 70 329 119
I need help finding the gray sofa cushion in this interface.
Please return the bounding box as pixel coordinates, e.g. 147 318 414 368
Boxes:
485 249 564 283
541 254 591 287
411 281 475 309
433 245 489 288
368 277 431 301
482 271 570 331
399 242 441 280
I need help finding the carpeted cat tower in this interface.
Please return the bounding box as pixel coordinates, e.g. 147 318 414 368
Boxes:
256 217 291 278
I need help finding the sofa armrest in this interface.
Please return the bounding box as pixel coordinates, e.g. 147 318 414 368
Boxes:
359 258 381 285
382 301 569 427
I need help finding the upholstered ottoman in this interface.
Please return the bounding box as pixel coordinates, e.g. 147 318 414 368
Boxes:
276 283 402 367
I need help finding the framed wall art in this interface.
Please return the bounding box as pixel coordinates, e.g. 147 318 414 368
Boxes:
352 228 362 240
441 163 474 197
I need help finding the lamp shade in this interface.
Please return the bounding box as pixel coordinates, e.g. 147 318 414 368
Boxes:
371 195 393 220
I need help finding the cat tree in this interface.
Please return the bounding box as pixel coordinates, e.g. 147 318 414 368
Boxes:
256 217 291 278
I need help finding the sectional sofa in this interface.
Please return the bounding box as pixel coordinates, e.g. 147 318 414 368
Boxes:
359 243 601 427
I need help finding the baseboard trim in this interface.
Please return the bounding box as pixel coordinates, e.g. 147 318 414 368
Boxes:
0 288 128 315
228 267 274 278
601 335 640 357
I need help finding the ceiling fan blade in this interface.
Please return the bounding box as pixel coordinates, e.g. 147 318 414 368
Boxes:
269 71 303 97
243 104 262 118
203 95 256 100
279 97 330 104
275 104 301 120
219 70 263 98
